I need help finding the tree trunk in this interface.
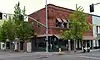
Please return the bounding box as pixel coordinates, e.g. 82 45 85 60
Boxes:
74 39 76 52
23 41 27 52
10 41 12 50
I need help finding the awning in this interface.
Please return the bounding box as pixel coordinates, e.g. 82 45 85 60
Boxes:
37 34 95 40
37 34 61 39
56 18 62 22
54 34 61 39
62 19 68 23
37 34 53 37
83 36 95 40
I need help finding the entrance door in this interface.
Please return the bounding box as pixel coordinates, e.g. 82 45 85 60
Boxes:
98 40 100 48
87 40 90 47
6 42 10 49
49 36 58 52
20 41 24 50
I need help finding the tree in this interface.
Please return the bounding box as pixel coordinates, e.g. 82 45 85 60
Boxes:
61 6 91 52
13 2 23 23
16 22 34 41
0 2 34 42
0 19 15 41
13 2 34 41
0 2 34 51
0 25 7 42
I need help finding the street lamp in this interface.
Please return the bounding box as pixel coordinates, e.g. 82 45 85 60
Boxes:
45 0 49 52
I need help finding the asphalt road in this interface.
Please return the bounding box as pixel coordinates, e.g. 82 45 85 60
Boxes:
0 51 100 60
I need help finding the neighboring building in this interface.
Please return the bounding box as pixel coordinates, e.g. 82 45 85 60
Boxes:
92 15 100 49
29 4 94 52
0 12 10 50
0 12 28 51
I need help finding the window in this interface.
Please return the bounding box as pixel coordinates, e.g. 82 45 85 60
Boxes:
0 12 2 19
96 26 100 34
56 18 62 27
62 19 68 28
63 23 67 28
96 26 98 33
56 18 69 28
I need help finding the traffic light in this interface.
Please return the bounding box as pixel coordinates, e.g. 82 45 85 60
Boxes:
90 4 94 12
0 12 2 19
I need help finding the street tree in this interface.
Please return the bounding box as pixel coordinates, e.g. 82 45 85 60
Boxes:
1 19 15 41
61 6 91 52
12 2 34 41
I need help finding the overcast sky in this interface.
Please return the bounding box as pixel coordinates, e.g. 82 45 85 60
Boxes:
0 0 100 15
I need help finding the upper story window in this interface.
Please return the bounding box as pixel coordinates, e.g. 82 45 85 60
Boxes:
62 19 69 28
56 18 62 27
56 18 69 28
0 13 13 20
0 12 2 19
96 26 100 34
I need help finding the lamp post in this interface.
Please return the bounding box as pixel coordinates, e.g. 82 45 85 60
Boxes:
45 0 49 52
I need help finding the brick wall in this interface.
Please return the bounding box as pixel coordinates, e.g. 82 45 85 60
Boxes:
28 4 93 36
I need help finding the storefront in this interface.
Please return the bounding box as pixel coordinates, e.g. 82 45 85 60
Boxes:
31 34 69 52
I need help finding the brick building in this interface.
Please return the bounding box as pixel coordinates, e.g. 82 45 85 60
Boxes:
29 4 94 52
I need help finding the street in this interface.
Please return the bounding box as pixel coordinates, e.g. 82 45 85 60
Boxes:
0 51 100 60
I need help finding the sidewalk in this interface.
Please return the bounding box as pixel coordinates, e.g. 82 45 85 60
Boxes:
0 49 100 55
90 49 100 52
31 49 100 56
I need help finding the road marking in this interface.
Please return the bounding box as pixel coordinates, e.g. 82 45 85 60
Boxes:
65 53 100 60
77 56 100 60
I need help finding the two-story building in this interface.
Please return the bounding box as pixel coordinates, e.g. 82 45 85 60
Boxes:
92 15 100 49
29 4 94 52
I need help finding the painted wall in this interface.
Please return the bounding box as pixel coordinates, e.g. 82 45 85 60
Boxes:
92 16 100 47
92 16 100 38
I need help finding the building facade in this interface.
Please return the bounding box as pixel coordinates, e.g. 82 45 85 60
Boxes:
92 15 100 49
29 4 94 52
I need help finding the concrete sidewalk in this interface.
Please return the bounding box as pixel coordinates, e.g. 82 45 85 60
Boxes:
30 49 100 56
0 49 100 56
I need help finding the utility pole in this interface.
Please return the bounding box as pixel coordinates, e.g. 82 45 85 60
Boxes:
45 0 49 52
74 4 78 52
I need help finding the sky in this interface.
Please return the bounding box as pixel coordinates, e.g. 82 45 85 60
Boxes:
0 0 100 15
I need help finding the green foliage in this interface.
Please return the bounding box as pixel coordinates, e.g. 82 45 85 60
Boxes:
0 26 6 42
13 2 34 41
61 30 73 40
61 6 91 41
0 19 15 42
16 22 34 40
13 2 24 24
0 2 34 42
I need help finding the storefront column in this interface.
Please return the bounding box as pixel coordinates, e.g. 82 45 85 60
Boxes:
68 40 71 51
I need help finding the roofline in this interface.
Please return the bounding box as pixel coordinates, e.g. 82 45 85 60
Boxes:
28 8 45 16
28 4 75 16
47 4 74 12
28 4 100 17
90 14 100 17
